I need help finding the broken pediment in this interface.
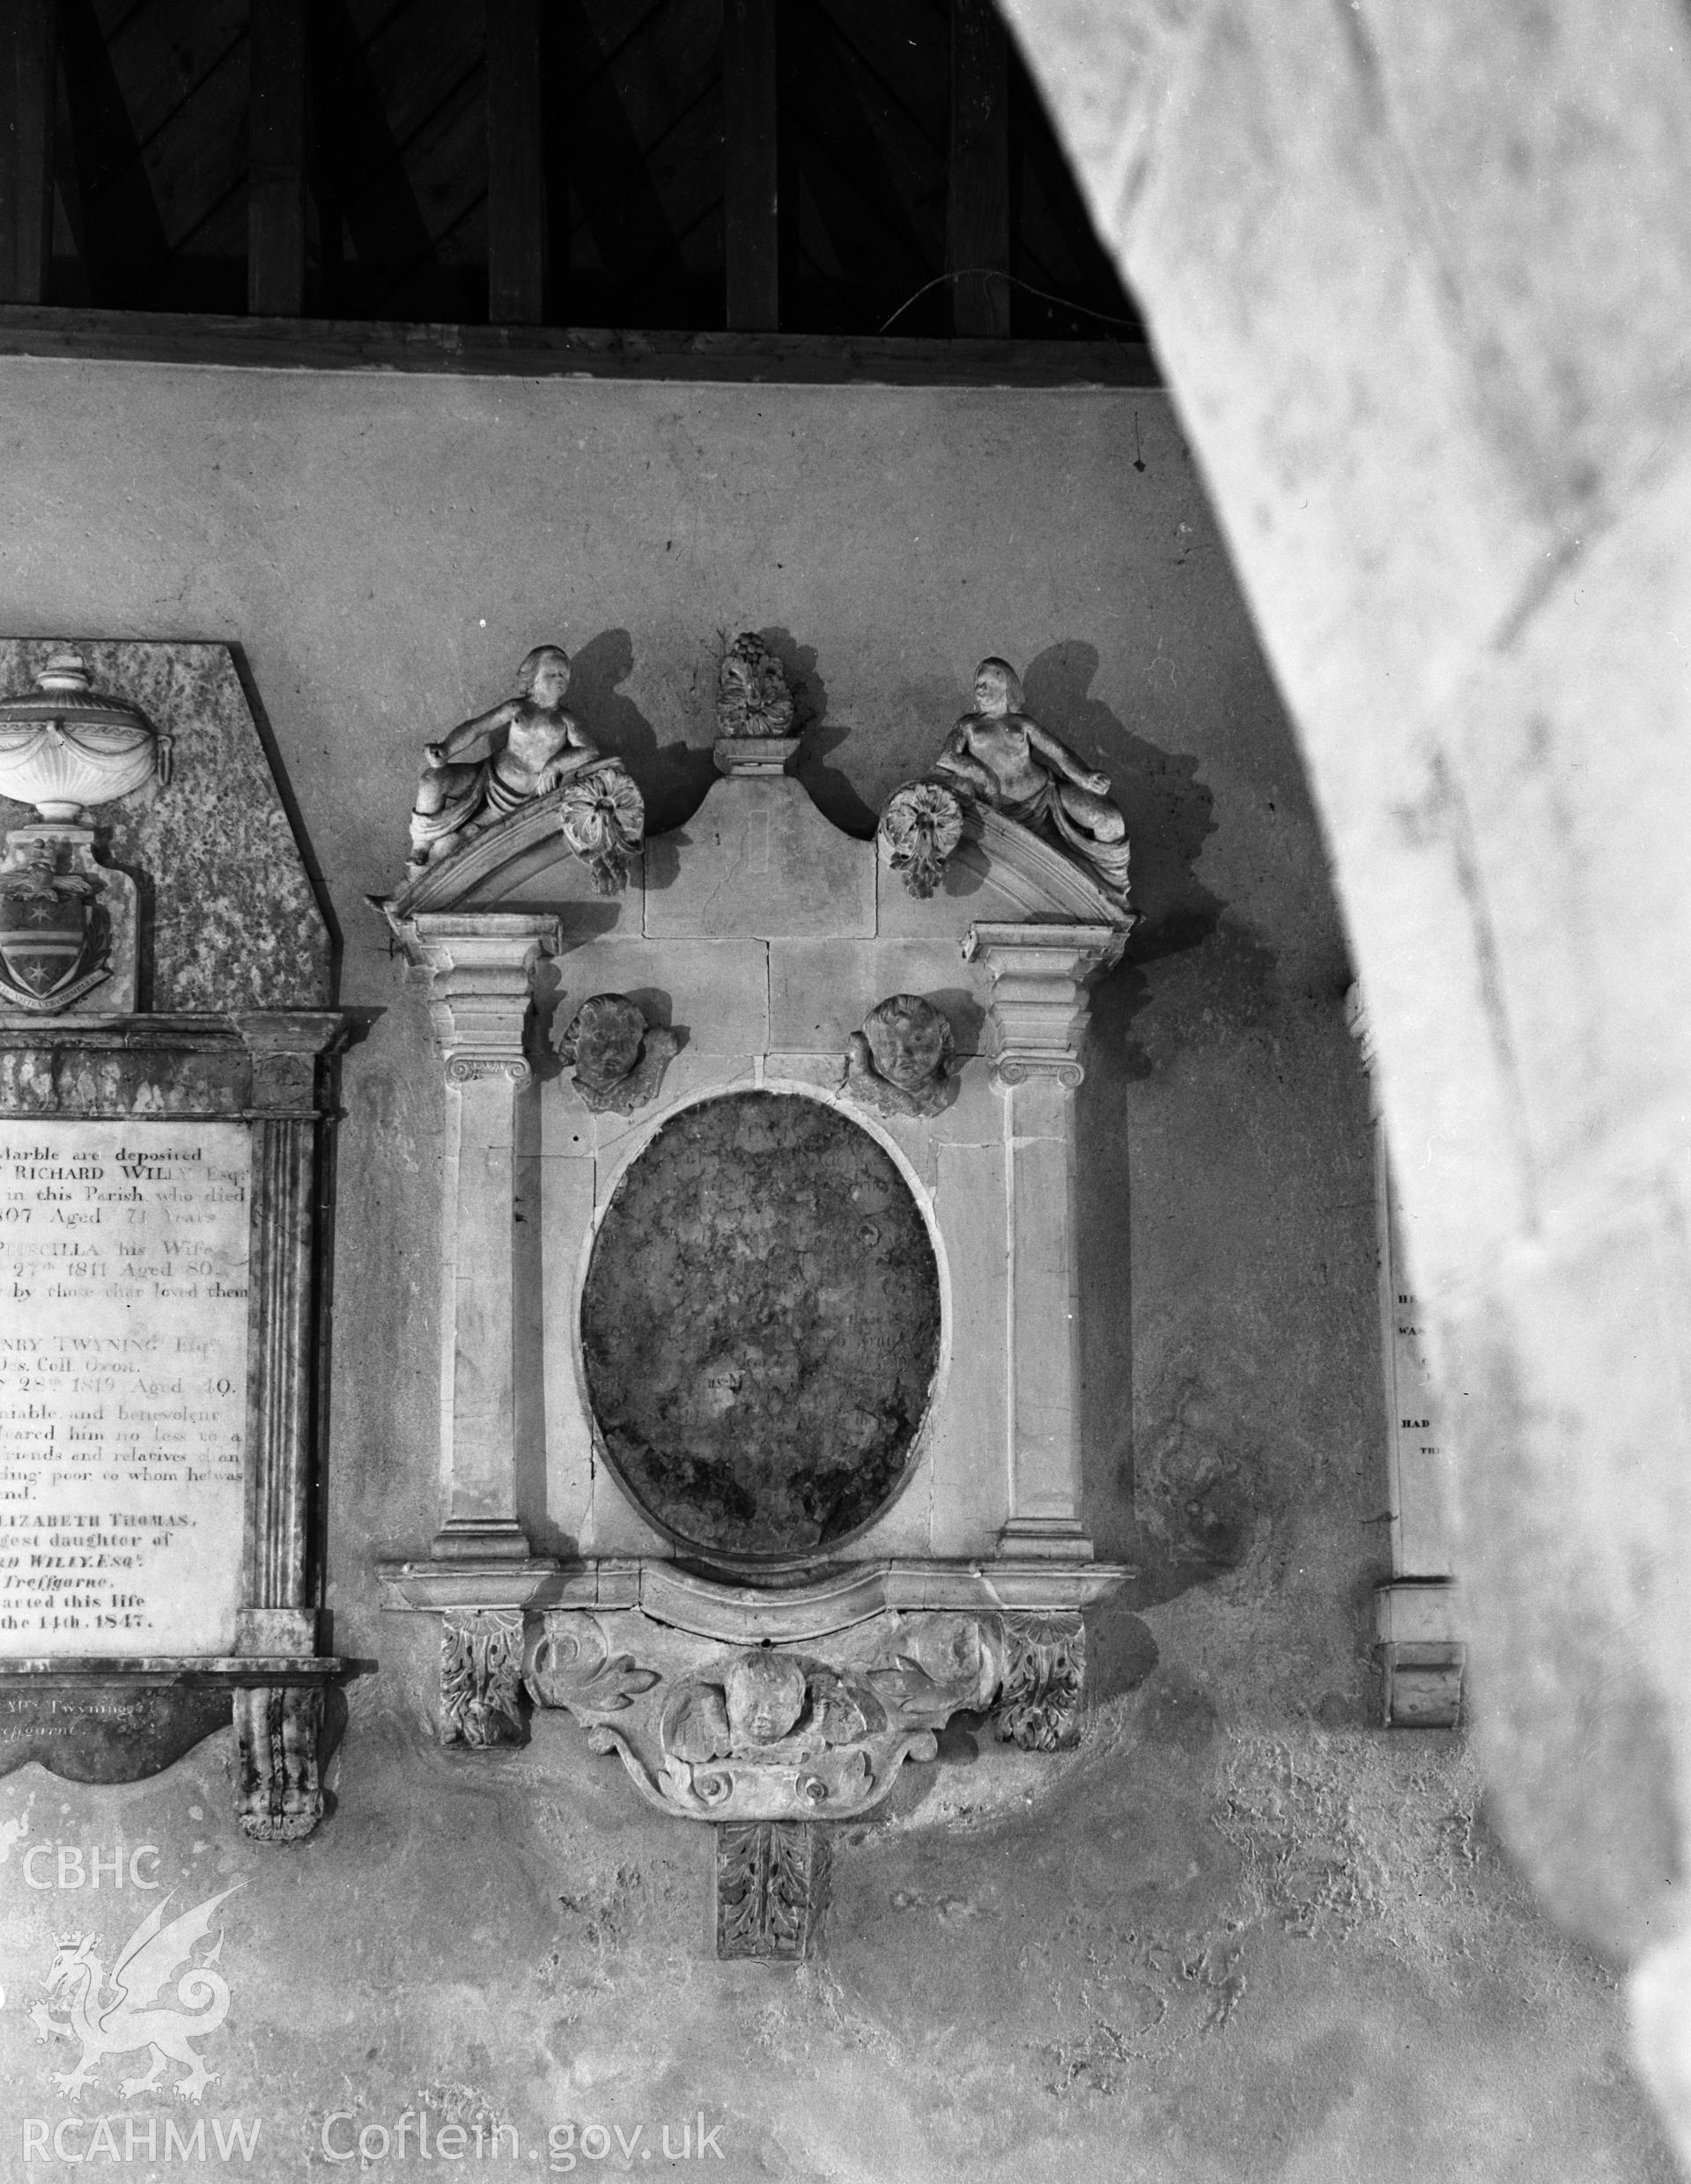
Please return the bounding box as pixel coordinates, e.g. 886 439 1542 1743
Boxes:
384 754 1134 940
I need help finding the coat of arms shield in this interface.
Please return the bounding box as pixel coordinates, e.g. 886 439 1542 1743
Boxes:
0 842 110 1011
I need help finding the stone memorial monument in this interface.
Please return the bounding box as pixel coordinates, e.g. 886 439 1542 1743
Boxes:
380 635 1137 1959
0 641 342 1841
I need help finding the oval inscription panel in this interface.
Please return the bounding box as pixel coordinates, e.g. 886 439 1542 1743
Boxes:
580 1091 941 1566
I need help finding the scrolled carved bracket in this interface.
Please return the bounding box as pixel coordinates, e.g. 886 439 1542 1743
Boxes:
233 1685 324 1842
441 1609 528 1747
992 1612 1086 1752
527 1606 998 1825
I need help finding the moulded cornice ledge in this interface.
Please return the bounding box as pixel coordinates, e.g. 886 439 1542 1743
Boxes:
376 1553 1133 1629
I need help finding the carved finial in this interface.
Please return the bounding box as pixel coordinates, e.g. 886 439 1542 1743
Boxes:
716 633 795 738
558 992 680 1115
844 993 956 1119
713 633 801 776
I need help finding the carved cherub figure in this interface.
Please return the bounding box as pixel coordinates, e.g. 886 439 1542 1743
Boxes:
716 633 795 739
724 1653 808 1748
846 994 956 1120
557 992 680 1116
665 1683 732 1765
409 645 601 870
933 657 1130 898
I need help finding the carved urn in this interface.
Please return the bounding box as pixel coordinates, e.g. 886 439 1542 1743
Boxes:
0 649 168 821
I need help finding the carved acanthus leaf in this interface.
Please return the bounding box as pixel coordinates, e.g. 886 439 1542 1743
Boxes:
441 1609 527 1747
528 1613 661 1712
993 1611 1086 1752
714 1820 831 1961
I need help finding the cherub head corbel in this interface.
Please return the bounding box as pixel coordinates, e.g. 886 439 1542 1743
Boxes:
557 992 680 1116
723 1652 808 1749
845 993 956 1120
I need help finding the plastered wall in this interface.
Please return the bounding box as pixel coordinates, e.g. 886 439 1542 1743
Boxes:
0 359 1668 2181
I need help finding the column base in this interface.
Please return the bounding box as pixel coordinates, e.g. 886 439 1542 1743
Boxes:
1376 1579 1464 1727
997 1518 1095 1561
431 1519 535 1562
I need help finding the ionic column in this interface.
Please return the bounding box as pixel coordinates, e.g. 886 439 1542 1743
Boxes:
406 913 558 1563
965 922 1120 1561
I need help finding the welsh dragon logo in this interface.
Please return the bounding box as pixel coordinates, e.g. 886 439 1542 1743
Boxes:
30 1883 242 2103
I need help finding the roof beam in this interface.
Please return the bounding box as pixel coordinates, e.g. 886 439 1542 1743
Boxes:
249 0 307 315
487 0 545 323
0 0 56 305
723 0 779 330
948 0 1009 336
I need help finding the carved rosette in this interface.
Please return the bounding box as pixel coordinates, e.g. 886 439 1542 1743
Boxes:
878 779 965 899
233 1686 324 1841
528 1608 999 1824
441 1609 528 1747
715 1821 831 1961
993 1612 1086 1752
557 761 645 896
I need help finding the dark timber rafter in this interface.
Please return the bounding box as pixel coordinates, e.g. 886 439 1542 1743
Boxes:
249 0 306 315
0 0 55 305
0 0 1139 342
562 0 696 301
56 0 170 306
723 0 778 329
786 1 940 327
486 0 545 324
948 0 1010 336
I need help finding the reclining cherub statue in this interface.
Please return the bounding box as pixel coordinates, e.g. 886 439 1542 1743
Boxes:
409 643 602 871
933 656 1130 897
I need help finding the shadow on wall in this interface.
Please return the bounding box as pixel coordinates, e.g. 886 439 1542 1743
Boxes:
566 628 715 837
1030 642 1272 1672
760 623 880 839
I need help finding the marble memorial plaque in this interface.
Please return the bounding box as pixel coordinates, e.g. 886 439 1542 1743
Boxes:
0 1121 251 1656
1385 1188 1456 1576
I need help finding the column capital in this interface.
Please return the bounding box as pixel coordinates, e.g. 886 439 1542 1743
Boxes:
964 921 1123 1088
232 1010 349 1112
399 911 559 1085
